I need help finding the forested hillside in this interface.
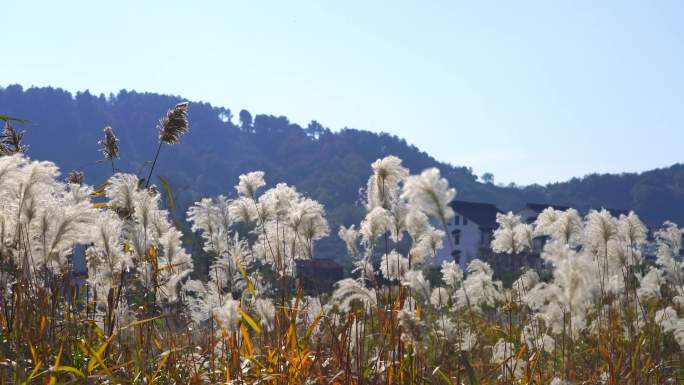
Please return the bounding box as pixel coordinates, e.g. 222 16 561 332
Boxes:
2 84 683 244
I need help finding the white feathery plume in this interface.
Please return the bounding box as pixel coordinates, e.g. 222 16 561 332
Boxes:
339 225 360 258
401 269 431 300
654 221 683 285
387 200 408 242
430 287 449 309
411 228 445 263
187 197 217 233
290 198 329 251
133 188 161 231
537 301 566 335
534 207 562 237
441 260 463 289
228 196 258 223
521 323 555 353
360 207 391 248
434 316 457 341
236 171 265 199
156 227 193 303
617 211 647 246
107 173 140 217
260 183 298 220
522 282 561 312
654 306 678 331
455 259 502 310
0 157 96 273
180 279 212 325
400 167 455 225
213 298 241 333
492 212 533 254
405 207 431 241
208 233 249 291
637 268 665 302
397 302 425 353
512 269 540 294
30 190 97 272
0 154 26 191
534 208 583 246
366 155 408 210
653 306 684 350
553 208 583 246
352 258 375 281
584 209 618 257
187 195 235 254
553 252 599 315
331 278 377 311
254 298 276 331
380 250 409 281
540 239 578 266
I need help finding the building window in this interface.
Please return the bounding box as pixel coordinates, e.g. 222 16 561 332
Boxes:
451 250 461 262
452 229 461 245
463 217 468 225
454 215 460 226
480 230 491 246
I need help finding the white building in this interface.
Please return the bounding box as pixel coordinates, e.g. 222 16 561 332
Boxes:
434 200 502 267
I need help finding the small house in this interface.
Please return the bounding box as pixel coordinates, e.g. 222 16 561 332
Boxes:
295 258 344 292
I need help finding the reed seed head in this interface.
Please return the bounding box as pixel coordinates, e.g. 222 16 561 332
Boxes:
98 126 120 160
158 102 189 145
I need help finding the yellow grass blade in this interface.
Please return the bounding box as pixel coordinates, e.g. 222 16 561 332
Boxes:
122 315 164 329
236 258 256 297
81 340 114 379
87 334 115 373
53 365 86 379
24 360 44 383
151 350 170 384
239 307 262 334
305 309 324 340
48 345 64 385
240 324 254 356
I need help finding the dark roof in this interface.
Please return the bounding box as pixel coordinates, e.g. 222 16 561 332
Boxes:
524 203 572 213
601 207 630 217
295 258 342 269
450 200 503 229
525 203 630 217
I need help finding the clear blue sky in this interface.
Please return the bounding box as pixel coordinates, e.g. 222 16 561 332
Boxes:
2 0 683 185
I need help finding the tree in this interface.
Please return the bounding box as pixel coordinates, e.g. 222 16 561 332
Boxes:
239 109 253 131
306 120 325 139
481 172 495 184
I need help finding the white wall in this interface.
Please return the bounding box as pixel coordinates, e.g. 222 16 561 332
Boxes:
517 207 539 224
432 212 485 267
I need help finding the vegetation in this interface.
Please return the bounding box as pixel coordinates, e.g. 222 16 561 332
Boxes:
2 84 683 238
0 105 682 384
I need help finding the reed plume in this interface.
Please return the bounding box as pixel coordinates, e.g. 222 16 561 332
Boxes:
67 169 85 185
98 126 119 173
0 121 29 156
145 102 189 187
158 102 189 145
98 126 119 160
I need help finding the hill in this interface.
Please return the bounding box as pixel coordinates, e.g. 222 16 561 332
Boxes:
2 84 683 260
